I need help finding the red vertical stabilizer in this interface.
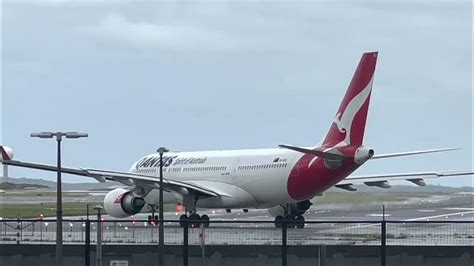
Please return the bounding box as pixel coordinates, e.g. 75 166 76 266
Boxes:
322 52 378 147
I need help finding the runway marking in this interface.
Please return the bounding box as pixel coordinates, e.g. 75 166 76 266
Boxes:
404 211 474 221
307 210 331 215
244 215 269 220
418 209 436 212
457 192 474 195
330 211 474 232
366 214 392 217
444 207 474 211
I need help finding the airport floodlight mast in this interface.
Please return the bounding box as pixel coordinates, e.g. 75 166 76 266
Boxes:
30 131 88 266
157 146 169 266
93 205 104 266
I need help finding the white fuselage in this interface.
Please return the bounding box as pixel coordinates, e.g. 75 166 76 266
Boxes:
129 148 304 209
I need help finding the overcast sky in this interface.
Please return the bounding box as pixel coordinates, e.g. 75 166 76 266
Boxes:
1 0 472 187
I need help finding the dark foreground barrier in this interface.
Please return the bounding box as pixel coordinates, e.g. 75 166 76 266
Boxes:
1 219 473 266
0 244 473 266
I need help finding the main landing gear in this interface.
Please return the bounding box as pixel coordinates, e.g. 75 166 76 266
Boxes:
274 215 305 229
147 204 159 225
274 204 306 229
179 213 210 228
178 194 210 228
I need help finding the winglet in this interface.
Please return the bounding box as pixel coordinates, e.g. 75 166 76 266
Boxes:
0 146 13 160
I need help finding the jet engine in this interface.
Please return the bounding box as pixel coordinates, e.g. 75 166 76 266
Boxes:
104 188 146 218
267 200 312 217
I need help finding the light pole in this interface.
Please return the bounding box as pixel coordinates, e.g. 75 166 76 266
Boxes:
157 147 169 266
93 205 103 266
30 131 88 266
85 203 91 266
86 203 91 220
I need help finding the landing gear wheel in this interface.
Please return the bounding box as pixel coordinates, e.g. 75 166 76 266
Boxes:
179 214 188 227
189 213 201 228
148 215 157 225
201 214 210 228
296 216 305 229
274 215 283 228
286 215 296 229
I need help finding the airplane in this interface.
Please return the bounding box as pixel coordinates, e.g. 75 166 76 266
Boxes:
1 51 472 228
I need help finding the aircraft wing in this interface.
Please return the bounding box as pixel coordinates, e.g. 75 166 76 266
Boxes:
335 170 474 191
1 159 221 198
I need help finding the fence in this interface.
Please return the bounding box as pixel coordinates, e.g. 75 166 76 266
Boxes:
1 219 473 246
1 218 473 266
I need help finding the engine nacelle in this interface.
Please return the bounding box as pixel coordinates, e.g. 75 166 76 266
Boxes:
104 188 146 218
267 200 312 217
354 146 374 164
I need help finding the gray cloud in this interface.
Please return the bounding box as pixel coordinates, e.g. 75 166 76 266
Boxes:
88 13 238 51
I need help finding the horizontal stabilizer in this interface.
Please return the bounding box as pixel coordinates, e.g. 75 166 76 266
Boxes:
371 148 459 159
278 144 346 160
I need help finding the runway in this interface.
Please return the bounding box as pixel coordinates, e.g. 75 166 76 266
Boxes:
1 192 472 246
188 192 474 222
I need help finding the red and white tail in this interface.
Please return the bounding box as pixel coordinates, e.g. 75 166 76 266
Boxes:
322 52 378 147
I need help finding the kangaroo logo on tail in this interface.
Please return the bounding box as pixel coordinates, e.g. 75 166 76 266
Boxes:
333 77 374 145
323 52 378 147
